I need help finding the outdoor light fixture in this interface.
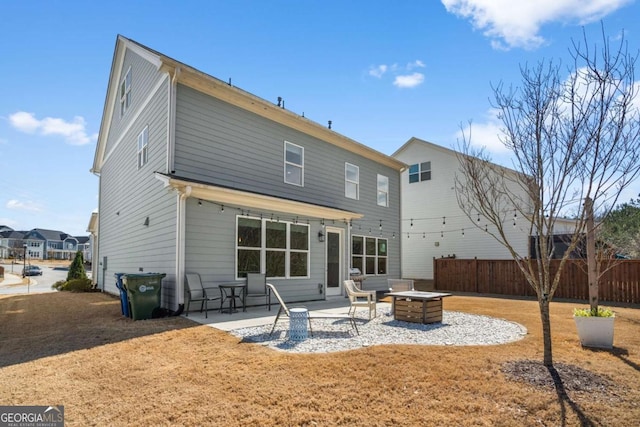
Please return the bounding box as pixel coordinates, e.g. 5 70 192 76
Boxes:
317 230 325 242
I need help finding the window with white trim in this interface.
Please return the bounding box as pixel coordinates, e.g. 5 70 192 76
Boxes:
409 161 431 183
351 235 387 275
237 216 309 279
120 67 131 117
284 141 304 186
137 126 148 169
377 174 389 207
345 163 359 199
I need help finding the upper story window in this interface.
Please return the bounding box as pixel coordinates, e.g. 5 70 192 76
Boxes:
409 161 431 183
137 126 148 169
377 174 389 207
120 67 131 117
284 141 304 186
345 163 359 199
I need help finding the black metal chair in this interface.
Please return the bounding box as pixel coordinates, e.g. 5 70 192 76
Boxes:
245 273 271 310
185 273 221 318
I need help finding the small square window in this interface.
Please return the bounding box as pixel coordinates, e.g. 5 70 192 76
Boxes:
409 162 431 183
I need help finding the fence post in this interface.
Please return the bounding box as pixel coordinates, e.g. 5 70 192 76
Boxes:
433 257 437 290
474 257 478 293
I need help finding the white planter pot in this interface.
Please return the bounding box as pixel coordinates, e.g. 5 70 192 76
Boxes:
573 315 615 349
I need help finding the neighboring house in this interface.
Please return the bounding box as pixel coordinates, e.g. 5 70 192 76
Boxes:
0 229 25 259
76 236 92 263
91 35 405 311
1 227 91 261
22 229 83 260
393 137 538 281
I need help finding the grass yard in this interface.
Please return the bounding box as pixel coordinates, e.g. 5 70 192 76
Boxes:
0 292 638 426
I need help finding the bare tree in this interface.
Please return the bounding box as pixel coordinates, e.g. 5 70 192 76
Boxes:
455 26 640 367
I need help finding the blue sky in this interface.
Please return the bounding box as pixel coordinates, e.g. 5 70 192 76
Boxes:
1 0 638 236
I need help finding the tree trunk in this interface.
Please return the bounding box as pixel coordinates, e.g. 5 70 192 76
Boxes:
540 297 553 366
585 197 598 312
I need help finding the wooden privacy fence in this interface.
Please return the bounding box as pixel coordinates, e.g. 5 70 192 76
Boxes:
433 258 640 304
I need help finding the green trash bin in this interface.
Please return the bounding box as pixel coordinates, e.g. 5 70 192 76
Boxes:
123 273 166 320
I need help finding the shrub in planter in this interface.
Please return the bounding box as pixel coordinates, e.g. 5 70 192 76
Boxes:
573 307 614 317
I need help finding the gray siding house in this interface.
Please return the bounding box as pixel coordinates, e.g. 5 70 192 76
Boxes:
92 35 405 311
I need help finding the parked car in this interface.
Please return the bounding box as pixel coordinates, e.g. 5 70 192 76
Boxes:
22 265 43 276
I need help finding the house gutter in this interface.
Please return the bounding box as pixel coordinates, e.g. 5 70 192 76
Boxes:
173 185 191 313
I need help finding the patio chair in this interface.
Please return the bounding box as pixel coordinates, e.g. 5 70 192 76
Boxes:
388 279 414 292
344 279 377 320
245 273 271 311
185 273 222 318
267 283 359 337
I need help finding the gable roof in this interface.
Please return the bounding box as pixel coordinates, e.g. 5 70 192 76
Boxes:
393 136 523 178
24 228 68 241
93 35 406 174
0 230 25 239
393 136 463 159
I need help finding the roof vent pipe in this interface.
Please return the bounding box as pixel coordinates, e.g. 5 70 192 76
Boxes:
328 120 332 129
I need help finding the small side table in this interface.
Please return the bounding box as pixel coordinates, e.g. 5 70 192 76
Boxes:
289 308 308 341
219 283 246 314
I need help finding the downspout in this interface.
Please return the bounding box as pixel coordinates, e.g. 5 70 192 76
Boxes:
172 185 191 315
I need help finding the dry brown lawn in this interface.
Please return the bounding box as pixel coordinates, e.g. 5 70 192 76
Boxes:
0 292 638 426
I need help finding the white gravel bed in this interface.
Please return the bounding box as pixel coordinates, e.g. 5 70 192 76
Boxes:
230 309 527 353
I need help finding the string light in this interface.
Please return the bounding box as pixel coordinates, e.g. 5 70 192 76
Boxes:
423 232 426 239
462 228 465 237
220 204 224 213
442 217 446 227
379 220 383 231
410 218 414 229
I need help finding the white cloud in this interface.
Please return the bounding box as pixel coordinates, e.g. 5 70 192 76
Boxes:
456 109 509 153
6 199 43 212
9 111 97 145
369 64 388 78
369 60 426 88
441 0 632 50
393 73 425 88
